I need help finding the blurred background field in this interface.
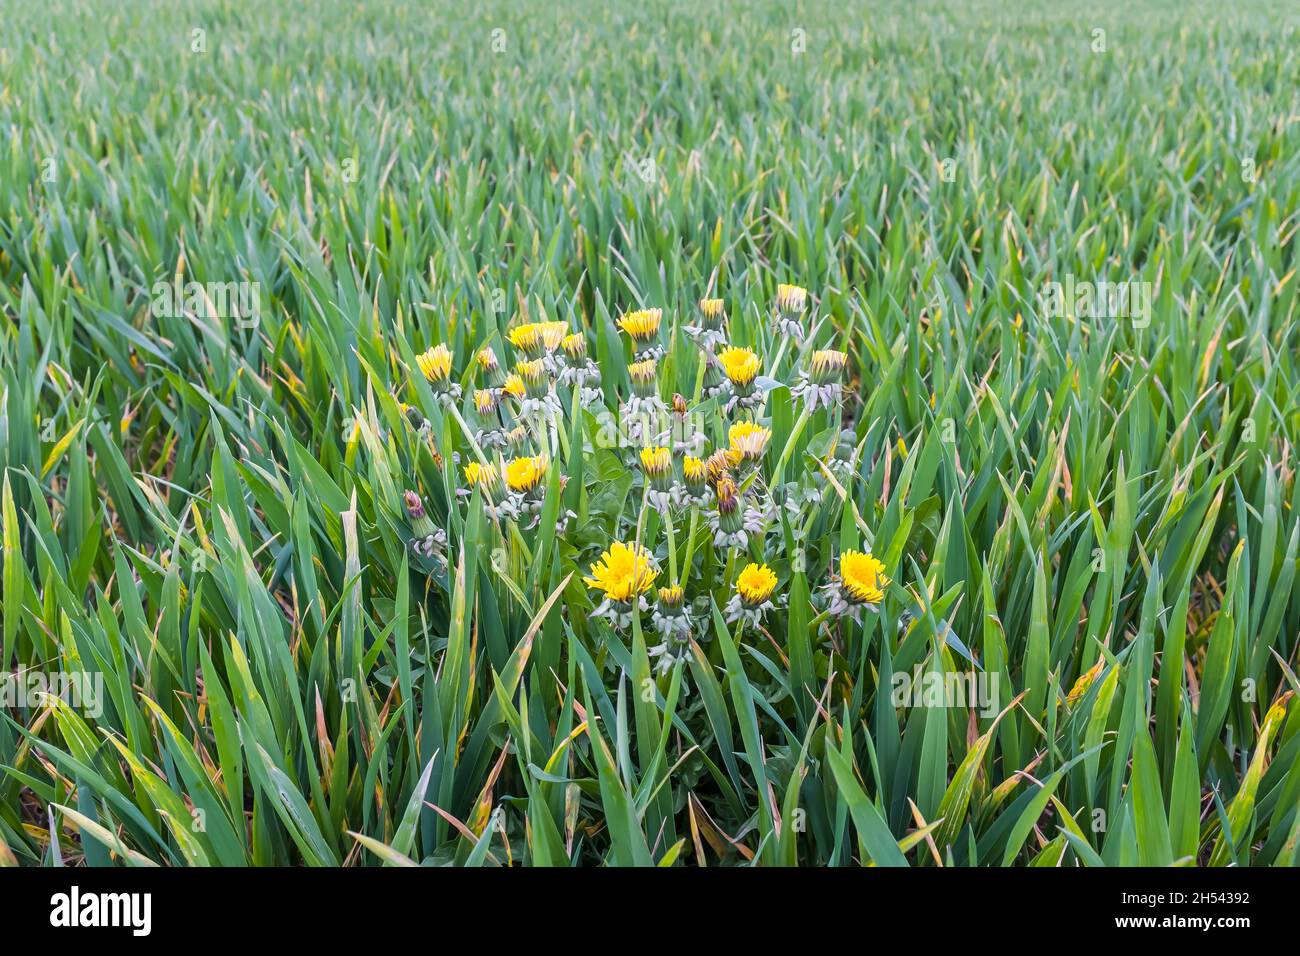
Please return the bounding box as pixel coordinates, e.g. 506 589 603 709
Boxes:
1 0 1299 866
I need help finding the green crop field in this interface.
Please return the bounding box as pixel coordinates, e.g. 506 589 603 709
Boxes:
1 0 1299 869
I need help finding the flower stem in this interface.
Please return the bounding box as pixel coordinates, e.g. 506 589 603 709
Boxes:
679 506 700 583
635 482 650 549
445 402 490 467
665 508 678 583
771 403 812 489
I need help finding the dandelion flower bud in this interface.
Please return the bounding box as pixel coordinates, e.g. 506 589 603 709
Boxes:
416 343 453 385
699 297 725 330
700 350 726 397
515 357 549 398
463 461 500 498
477 346 502 380
680 455 709 504
505 423 529 450
403 489 446 563
706 447 741 486
502 373 526 400
715 476 739 518
793 349 849 411
403 489 425 520
775 283 808 317
629 357 658 397
618 308 662 345
640 446 673 508
508 322 545 358
810 349 848 382
562 332 588 361
774 284 809 342
686 297 727 350
640 446 672 482
538 321 568 353
708 474 763 548
657 584 685 609
558 331 600 396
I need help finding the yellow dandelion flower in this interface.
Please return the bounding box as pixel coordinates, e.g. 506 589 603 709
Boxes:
736 563 777 605
505 454 548 493
476 347 500 373
728 421 772 461
840 551 888 604
717 346 760 387
682 455 706 482
584 542 659 602
474 388 499 415
415 343 453 383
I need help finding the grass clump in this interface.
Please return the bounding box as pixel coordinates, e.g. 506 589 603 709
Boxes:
1 0 1300 866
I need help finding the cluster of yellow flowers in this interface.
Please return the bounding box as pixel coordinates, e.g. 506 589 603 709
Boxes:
402 285 885 666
